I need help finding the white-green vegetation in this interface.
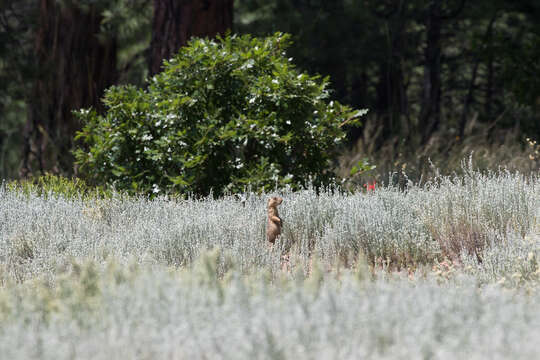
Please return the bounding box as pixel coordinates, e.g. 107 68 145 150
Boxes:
0 166 539 359
0 258 539 360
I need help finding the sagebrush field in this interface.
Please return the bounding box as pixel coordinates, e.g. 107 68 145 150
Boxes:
1 165 539 359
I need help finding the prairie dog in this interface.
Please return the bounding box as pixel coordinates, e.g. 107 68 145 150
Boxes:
266 196 283 244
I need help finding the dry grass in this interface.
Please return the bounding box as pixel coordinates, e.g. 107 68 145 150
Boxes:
339 116 540 188
427 220 487 263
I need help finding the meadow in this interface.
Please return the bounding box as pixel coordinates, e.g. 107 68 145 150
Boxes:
0 164 539 359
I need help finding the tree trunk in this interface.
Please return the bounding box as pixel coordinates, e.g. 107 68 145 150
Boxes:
419 0 442 145
370 0 409 145
485 17 496 121
419 0 466 144
149 0 234 76
459 13 498 138
21 0 117 177
383 9 409 141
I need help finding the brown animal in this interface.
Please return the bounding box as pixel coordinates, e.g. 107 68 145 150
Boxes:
266 196 283 244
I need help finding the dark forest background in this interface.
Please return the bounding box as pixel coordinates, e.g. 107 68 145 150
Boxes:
1 0 539 182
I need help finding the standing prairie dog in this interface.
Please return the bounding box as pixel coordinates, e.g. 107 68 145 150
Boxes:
266 196 283 244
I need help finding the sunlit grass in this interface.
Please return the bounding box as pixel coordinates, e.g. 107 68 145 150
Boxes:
0 165 539 359
0 257 538 359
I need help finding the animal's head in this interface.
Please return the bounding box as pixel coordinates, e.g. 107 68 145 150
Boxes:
267 196 283 208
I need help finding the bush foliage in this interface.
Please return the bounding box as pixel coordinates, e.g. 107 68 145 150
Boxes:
74 33 365 196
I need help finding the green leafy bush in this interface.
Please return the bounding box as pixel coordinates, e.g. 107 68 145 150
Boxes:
74 33 366 196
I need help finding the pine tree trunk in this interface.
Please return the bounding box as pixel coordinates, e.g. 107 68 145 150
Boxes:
377 9 409 143
418 0 465 145
368 0 410 145
149 0 234 76
419 0 442 145
22 0 117 176
459 13 498 138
